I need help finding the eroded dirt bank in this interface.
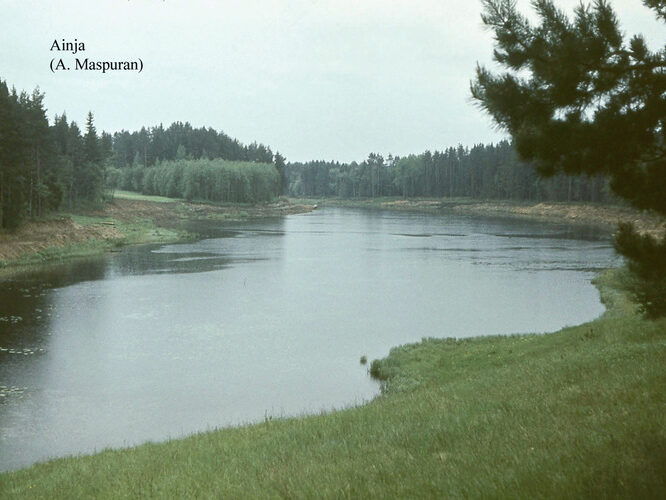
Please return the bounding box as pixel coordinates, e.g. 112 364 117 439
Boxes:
0 218 122 263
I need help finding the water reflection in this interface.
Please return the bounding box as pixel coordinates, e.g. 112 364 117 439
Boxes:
108 245 234 276
0 208 619 471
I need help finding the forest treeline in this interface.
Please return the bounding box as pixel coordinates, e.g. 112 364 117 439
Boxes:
286 142 612 203
1 77 615 230
0 80 110 228
110 121 276 168
105 121 286 203
0 78 281 228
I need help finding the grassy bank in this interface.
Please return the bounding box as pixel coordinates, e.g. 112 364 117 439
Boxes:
0 208 190 273
0 193 313 272
1 269 664 498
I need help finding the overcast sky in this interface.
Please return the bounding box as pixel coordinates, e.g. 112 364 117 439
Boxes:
1 0 663 162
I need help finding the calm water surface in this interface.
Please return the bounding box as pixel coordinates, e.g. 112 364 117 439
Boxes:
0 208 619 470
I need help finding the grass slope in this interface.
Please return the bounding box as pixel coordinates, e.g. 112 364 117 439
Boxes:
110 190 182 203
0 270 664 498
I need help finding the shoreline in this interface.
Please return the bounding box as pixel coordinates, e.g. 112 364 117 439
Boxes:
0 193 314 274
311 197 664 236
0 196 664 496
3 195 661 274
1 268 664 497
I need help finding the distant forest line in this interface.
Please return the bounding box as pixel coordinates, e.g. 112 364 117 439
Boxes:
285 143 612 203
2 78 616 229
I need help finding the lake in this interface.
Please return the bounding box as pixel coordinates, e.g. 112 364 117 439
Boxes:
0 207 619 471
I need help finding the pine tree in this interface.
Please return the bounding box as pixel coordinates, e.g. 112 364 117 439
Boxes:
471 0 666 316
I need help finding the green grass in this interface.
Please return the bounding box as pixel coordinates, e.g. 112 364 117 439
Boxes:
113 219 191 246
109 190 181 203
1 269 664 498
66 213 192 247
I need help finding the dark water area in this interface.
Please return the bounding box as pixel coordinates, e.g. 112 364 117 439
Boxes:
0 208 619 471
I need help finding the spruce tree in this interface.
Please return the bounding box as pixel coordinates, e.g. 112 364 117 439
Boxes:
84 111 100 165
81 111 104 202
274 152 287 195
